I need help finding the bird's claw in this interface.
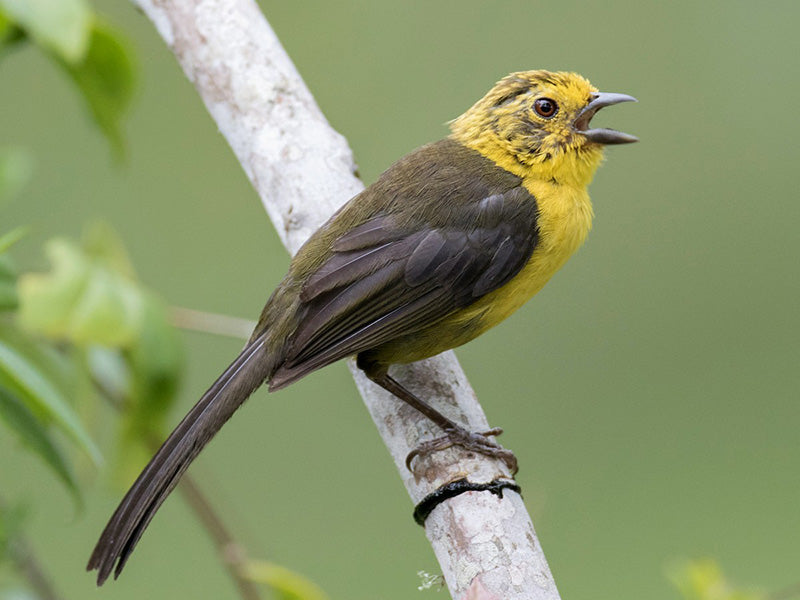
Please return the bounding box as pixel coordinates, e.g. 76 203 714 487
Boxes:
406 426 518 474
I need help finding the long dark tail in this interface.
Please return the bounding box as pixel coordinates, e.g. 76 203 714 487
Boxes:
87 333 273 585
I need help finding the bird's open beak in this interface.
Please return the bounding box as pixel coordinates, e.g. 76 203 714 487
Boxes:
574 92 638 145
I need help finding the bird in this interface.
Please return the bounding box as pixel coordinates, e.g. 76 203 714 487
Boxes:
88 70 637 584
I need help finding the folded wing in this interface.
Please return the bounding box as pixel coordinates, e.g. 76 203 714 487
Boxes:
269 187 539 389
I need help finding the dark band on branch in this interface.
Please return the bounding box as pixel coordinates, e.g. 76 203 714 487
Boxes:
413 478 521 526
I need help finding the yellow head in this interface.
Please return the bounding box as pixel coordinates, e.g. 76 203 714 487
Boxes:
450 70 637 187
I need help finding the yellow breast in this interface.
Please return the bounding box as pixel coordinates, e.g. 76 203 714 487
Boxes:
451 177 594 332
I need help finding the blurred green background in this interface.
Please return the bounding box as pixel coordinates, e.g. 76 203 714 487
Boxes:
1 0 799 599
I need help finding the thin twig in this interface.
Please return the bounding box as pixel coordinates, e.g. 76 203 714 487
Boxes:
171 306 255 340
146 434 262 600
0 495 65 600
8 539 66 600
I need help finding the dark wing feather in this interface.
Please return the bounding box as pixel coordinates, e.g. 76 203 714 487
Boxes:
331 217 407 251
269 186 538 389
405 230 450 285
300 232 425 302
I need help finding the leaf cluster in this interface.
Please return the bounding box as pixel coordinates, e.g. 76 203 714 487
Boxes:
1 222 183 499
0 0 134 157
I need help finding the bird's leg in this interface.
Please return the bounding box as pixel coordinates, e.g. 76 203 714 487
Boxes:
358 356 518 474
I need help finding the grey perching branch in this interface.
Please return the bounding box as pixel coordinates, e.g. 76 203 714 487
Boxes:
130 0 561 597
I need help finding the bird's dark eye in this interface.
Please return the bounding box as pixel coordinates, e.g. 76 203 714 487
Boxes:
534 98 558 118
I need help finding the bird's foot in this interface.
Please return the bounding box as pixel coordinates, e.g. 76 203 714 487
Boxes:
406 426 518 474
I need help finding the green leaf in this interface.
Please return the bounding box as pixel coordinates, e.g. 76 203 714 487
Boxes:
0 386 79 499
0 8 135 157
18 237 145 346
0 338 101 465
0 149 34 204
242 560 329 600
63 22 135 159
0 0 91 63
0 11 26 54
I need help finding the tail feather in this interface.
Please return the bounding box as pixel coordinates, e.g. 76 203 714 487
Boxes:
87 335 272 585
